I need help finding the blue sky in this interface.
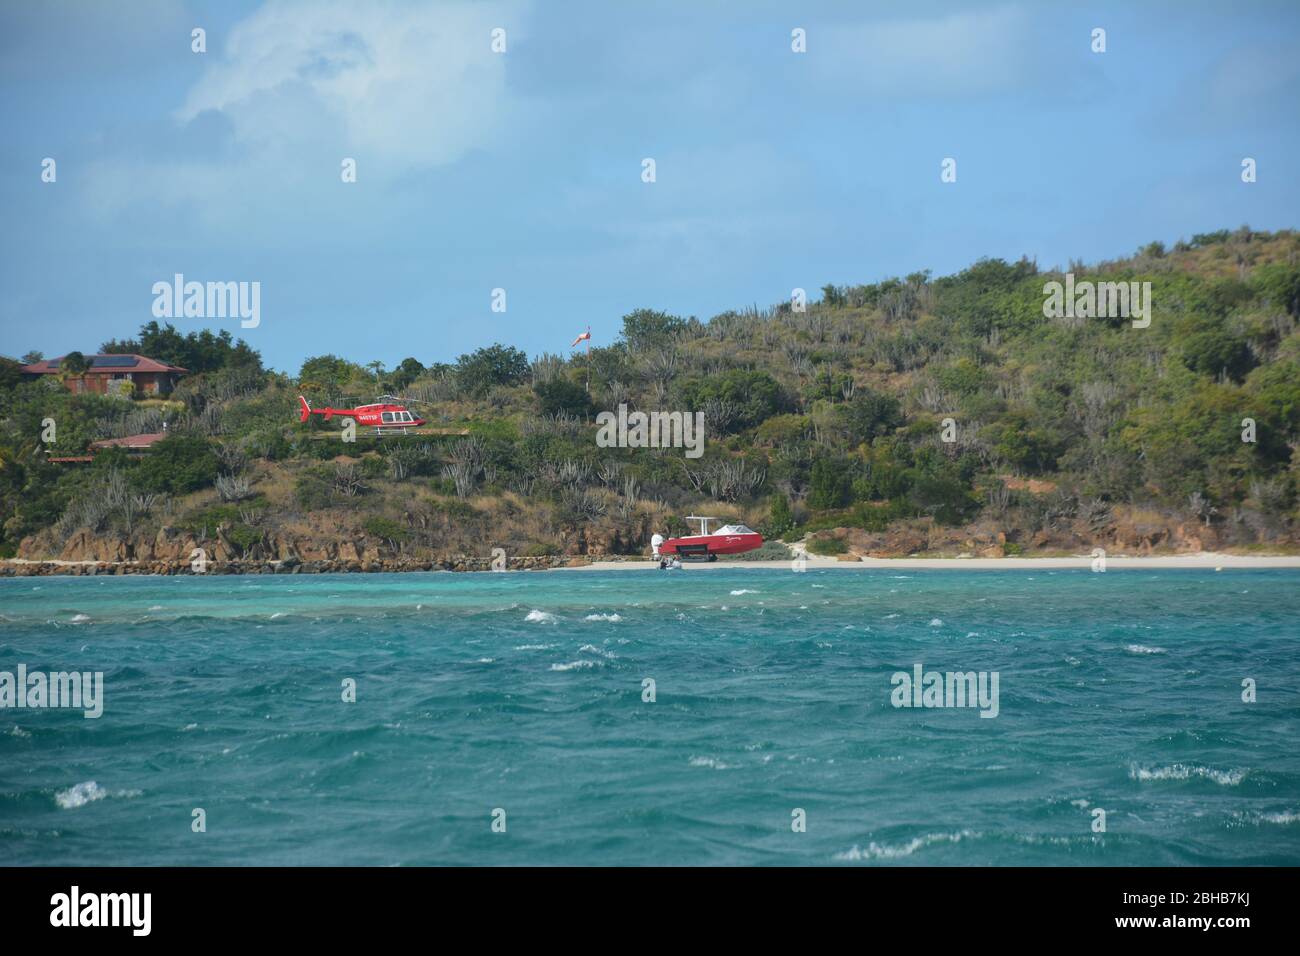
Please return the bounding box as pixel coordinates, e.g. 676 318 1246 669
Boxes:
2 0 1298 374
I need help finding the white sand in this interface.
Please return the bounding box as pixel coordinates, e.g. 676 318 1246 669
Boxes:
564 552 1300 571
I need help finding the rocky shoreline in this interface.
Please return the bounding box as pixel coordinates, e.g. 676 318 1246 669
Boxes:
0 555 590 576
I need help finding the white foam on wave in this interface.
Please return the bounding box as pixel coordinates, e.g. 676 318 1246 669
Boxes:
526 610 557 623
54 780 142 810
56 781 106 808
514 643 555 650
835 830 978 861
1125 644 1167 655
9 725 31 738
70 614 91 623
584 613 622 622
1130 763 1244 786
1232 809 1300 826
550 659 599 671
1256 811 1300 824
579 644 616 659
929 618 943 627
730 589 758 596
688 756 734 770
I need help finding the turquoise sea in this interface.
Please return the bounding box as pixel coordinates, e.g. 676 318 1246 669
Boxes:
1 568 1298 866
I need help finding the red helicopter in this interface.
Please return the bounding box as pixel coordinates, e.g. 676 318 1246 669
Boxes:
298 395 426 434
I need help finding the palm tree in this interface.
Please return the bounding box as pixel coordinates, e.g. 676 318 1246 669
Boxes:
58 351 90 391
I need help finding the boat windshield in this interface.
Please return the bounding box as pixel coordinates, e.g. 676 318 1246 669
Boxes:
715 525 754 535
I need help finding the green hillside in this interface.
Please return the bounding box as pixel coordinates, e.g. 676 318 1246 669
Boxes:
3 226 1298 566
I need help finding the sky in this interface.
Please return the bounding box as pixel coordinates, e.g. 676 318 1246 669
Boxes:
2 0 1298 374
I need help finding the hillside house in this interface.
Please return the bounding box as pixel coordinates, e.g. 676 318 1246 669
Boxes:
20 354 188 396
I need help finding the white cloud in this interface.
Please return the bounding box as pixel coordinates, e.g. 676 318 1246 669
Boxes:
179 0 527 169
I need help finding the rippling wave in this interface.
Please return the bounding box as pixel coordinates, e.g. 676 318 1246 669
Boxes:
2 568 1298 865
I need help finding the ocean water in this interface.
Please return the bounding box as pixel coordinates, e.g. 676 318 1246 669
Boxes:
1 568 1298 866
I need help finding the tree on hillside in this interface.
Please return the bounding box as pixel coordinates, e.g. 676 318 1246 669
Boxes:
909 473 978 526
456 344 529 397
1180 326 1255 382
0 357 24 391
535 376 593 419
1253 262 1300 317
620 308 686 352
681 369 791 432
390 357 426 391
101 321 262 373
298 354 369 396
59 351 89 384
841 388 903 444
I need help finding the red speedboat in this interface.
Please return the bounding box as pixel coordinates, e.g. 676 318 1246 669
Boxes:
659 516 764 561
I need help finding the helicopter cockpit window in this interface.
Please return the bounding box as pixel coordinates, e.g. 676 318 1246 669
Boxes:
381 412 394 423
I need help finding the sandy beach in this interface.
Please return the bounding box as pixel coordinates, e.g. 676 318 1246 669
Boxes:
566 552 1300 571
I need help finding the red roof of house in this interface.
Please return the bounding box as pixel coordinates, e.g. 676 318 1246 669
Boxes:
21 354 188 375
90 432 169 449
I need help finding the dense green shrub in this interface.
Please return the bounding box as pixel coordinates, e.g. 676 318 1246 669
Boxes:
103 322 261 374
134 434 221 494
809 457 854 509
456 344 529 397
680 369 791 431
620 309 686 350
766 494 794 535
1180 326 1255 381
806 536 848 555
908 473 978 525
535 376 594 418
363 516 408 543
294 474 331 511
840 389 903 444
